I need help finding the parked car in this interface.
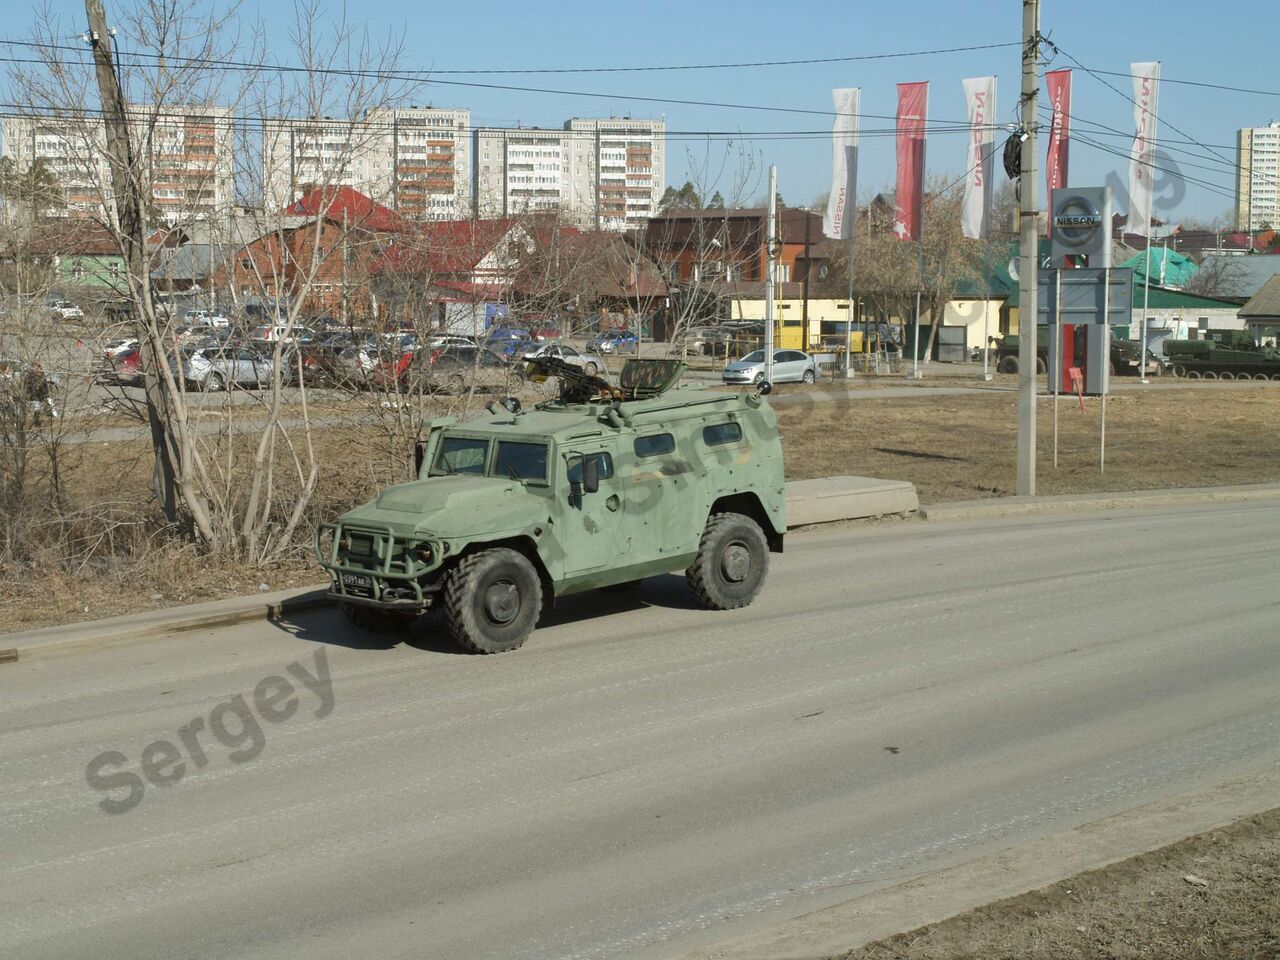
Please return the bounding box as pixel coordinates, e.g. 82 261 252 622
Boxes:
250 323 301 343
521 341 608 377
587 330 639 355
722 349 819 385
677 325 734 358
424 334 477 349
335 334 415 386
103 337 139 359
182 309 230 328
99 346 143 385
414 346 525 395
48 299 84 321
174 344 275 391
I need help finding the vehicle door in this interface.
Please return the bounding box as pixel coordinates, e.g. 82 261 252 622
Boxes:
560 441 624 575
773 350 803 382
626 428 700 562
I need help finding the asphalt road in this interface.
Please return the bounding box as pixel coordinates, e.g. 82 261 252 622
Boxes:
4 502 1280 960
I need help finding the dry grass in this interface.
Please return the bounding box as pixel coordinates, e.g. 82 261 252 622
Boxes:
836 807 1280 960
777 386 1280 502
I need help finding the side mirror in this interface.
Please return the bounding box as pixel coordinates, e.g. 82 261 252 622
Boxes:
583 454 600 494
413 439 426 477
757 380 773 396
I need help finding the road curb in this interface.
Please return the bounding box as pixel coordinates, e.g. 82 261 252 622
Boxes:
676 763 1280 960
920 482 1280 523
0 585 331 664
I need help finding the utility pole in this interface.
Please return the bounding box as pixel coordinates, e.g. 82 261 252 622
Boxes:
764 165 777 384
85 0 178 523
1016 0 1040 497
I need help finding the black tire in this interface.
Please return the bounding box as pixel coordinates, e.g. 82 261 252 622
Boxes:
1108 359 1117 376
1035 356 1048 374
801 369 816 384
341 603 414 636
753 371 766 385
1172 363 1187 378
1253 372 1269 381
443 548 543 654
507 370 526 393
997 356 1018 375
1220 371 1235 381
583 361 599 376
204 372 225 392
1203 371 1218 380
686 512 769 611
445 373 467 395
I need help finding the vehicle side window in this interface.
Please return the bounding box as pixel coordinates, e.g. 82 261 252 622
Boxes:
435 437 489 475
703 421 743 447
480 350 503 367
634 433 675 458
495 441 548 482
566 452 614 484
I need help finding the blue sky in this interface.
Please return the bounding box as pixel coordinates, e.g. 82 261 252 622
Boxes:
12 0 1277 222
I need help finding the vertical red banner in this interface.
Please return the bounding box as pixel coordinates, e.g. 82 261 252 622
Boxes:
893 82 928 242
1045 69 1072 237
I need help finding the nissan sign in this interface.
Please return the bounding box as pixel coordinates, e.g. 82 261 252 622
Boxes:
1049 186 1113 265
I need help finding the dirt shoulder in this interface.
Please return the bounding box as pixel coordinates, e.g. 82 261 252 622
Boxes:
835 807 1280 960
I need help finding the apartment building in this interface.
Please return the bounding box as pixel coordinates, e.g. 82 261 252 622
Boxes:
567 118 664 230
473 117 664 230
2 108 234 221
263 106 470 219
1237 121 1280 232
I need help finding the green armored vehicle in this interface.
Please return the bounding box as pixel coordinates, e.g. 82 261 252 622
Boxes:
1163 330 1280 380
316 359 786 653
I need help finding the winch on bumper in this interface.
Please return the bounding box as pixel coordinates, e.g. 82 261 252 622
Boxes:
315 522 447 612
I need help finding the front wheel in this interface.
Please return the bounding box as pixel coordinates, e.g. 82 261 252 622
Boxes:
997 356 1018 375
686 512 769 611
443 548 543 654
583 361 599 376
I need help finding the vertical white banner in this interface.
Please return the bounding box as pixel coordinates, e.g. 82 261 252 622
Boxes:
961 76 997 240
823 87 860 241
1126 61 1160 237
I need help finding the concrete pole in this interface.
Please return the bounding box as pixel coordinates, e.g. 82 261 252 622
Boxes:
765 164 777 385
1016 0 1040 497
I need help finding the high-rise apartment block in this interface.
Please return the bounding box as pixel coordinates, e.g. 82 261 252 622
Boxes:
263 107 470 219
2 107 234 221
473 117 664 229
1237 121 1280 232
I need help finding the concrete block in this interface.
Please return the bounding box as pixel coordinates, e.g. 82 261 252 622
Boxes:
785 476 919 527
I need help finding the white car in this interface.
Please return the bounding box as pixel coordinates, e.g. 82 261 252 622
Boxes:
184 309 231 328
103 337 139 358
522 341 607 377
48 299 84 321
425 335 477 349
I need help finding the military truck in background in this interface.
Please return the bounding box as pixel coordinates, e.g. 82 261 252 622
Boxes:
1163 330 1280 380
316 359 786 654
992 330 1145 376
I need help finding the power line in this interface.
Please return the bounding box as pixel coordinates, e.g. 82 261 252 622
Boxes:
0 48 977 126
0 36 1021 76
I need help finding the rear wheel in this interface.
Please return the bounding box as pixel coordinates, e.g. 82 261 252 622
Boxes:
1035 356 1048 374
583 361 599 376
801 369 816 384
445 373 467 394
204 372 225 392
686 512 769 611
443 548 543 654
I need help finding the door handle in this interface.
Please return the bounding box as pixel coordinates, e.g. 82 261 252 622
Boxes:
605 494 620 512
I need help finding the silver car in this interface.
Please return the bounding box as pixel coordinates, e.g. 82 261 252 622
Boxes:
176 345 274 391
521 341 608 377
722 349 819 385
